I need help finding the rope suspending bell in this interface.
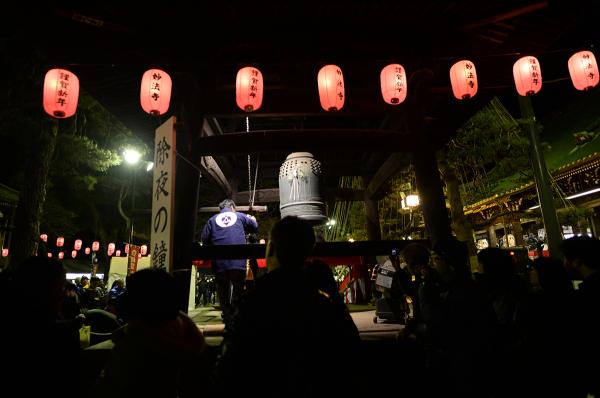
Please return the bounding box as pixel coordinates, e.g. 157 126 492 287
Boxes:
246 116 259 211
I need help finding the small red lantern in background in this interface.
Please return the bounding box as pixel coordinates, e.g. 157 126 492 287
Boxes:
568 50 599 91
47 253 53 258
74 239 82 250
513 56 542 96
56 237 64 247
380 64 407 105
107 243 115 256
449 60 478 100
2 248 8 257
125 244 129 255
71 250 77 259
236 67 264 112
318 65 345 111
58 252 64 260
115 250 121 257
92 241 100 252
40 234 48 242
85 247 91 255
140 245 148 256
43 69 80 118
140 69 172 116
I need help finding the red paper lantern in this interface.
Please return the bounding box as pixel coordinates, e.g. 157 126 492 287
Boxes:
318 65 345 111
380 64 407 105
1 248 8 257
47 253 53 258
56 237 64 247
568 50 599 91
85 247 91 255
140 245 148 256
115 250 121 257
40 234 48 242
236 67 264 112
513 56 542 96
74 239 82 250
449 60 478 100
43 68 80 118
58 252 64 260
92 241 100 252
71 250 77 259
107 243 115 256
140 69 172 116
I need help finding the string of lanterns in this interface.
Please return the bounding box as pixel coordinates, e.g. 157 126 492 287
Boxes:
42 51 598 117
36 233 149 259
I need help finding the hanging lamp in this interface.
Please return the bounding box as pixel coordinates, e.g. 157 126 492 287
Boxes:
140 69 172 115
568 50 599 91
380 64 407 105
236 66 264 112
43 68 79 118
318 65 345 111
449 60 478 99
513 56 542 96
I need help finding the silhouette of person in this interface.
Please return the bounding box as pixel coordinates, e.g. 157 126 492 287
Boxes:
95 268 206 398
201 199 258 328
1 257 82 397
213 216 362 396
560 236 600 397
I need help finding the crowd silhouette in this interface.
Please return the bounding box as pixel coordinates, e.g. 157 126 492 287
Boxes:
1 225 598 397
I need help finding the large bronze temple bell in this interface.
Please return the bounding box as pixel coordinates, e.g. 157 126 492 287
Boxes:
278 152 328 224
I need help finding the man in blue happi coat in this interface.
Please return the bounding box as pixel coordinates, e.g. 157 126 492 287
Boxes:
201 199 258 328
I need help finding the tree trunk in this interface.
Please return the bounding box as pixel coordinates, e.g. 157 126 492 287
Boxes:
511 216 525 247
438 150 478 271
10 120 58 269
362 176 381 241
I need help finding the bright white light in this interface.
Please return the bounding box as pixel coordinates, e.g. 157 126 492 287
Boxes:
348 238 355 243
123 149 142 164
146 161 154 171
529 188 600 210
406 194 420 207
566 187 600 200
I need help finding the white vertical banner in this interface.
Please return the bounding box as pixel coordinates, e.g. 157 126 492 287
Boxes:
188 268 197 312
150 116 176 273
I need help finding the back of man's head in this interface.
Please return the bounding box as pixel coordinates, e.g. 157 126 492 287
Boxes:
269 216 315 268
219 199 236 210
122 268 179 323
433 236 470 277
560 236 600 270
402 242 430 267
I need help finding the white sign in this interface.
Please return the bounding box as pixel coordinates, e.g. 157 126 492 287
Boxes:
150 117 176 272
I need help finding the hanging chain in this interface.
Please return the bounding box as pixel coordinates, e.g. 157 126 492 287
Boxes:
246 116 252 207
251 154 260 208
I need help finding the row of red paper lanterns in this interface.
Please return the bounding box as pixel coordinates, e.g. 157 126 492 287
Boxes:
44 249 142 260
1 247 144 258
2 243 148 258
43 51 598 119
39 234 148 256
